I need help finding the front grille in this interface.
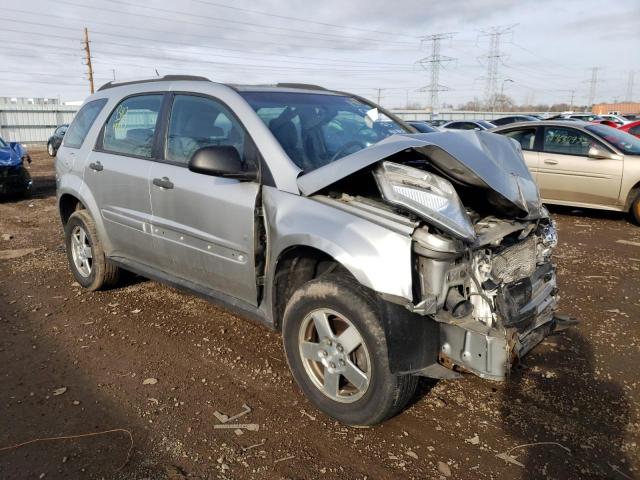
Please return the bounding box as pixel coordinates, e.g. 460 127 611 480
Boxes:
491 236 537 284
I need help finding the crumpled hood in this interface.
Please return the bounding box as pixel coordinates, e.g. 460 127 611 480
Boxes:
0 143 24 167
297 131 544 219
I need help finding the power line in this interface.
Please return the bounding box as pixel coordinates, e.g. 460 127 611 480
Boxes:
478 24 516 107
0 18 408 68
417 33 456 118
58 0 416 49
191 0 417 39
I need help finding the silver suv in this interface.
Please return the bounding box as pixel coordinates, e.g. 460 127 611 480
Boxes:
56 76 563 426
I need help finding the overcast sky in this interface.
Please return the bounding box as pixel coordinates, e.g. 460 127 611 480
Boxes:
0 0 638 108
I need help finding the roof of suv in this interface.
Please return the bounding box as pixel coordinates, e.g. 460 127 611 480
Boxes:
98 75 344 96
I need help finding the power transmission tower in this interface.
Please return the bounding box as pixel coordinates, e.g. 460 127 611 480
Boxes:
626 71 635 102
417 33 455 119
587 67 599 107
478 25 516 110
82 27 95 94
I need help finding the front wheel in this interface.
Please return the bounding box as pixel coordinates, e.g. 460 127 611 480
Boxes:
282 273 417 426
47 142 56 157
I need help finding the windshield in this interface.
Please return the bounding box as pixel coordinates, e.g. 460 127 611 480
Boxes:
240 91 409 172
478 120 496 129
585 124 640 155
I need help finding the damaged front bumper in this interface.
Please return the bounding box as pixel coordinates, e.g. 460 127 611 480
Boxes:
413 218 560 381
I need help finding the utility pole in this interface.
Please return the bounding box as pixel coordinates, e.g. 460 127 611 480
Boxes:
587 67 599 108
417 32 456 119
626 71 635 102
478 25 516 111
82 27 95 94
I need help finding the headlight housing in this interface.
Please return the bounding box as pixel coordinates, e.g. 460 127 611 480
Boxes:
373 161 476 242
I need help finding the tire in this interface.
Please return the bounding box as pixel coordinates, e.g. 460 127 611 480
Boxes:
47 142 56 157
631 196 640 225
282 273 418 426
64 210 120 291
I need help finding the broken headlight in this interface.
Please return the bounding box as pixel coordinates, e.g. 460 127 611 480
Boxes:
373 161 476 242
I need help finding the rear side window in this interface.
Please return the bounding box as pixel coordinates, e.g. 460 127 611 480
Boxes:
503 127 537 151
102 95 163 158
64 99 107 149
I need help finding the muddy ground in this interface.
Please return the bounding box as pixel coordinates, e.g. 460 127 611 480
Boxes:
0 149 638 480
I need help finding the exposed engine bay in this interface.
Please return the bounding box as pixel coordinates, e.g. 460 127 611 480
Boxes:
303 131 563 380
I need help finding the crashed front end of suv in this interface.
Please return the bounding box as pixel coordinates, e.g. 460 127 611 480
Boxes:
298 130 560 380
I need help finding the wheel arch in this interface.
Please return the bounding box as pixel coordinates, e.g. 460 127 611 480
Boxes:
58 193 85 225
271 244 351 330
623 180 640 212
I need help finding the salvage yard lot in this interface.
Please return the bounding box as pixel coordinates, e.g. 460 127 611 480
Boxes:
1 150 639 480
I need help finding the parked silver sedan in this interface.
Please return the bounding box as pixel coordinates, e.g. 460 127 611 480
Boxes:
492 120 640 223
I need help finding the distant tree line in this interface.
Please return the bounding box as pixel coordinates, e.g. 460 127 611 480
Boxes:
400 94 588 112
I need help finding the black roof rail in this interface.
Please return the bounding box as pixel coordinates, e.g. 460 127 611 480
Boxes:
275 83 327 91
97 75 211 92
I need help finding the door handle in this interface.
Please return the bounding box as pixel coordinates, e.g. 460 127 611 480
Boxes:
89 161 103 171
152 177 174 189
543 159 559 165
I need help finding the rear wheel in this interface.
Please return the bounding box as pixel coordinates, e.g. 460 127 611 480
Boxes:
282 273 417 426
47 142 56 157
64 210 120 290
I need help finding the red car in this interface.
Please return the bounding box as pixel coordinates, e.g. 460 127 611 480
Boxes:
620 119 640 138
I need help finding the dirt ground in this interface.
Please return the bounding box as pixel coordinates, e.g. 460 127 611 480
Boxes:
0 149 638 480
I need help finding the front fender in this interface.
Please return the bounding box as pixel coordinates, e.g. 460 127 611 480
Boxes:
263 187 414 302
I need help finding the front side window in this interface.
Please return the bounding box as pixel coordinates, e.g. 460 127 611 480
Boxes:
102 95 163 158
0 137 6 148
503 127 537 151
241 91 409 172
64 99 107 149
166 95 245 165
542 127 602 156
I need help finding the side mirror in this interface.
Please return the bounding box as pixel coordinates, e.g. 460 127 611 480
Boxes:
188 145 255 180
587 146 616 160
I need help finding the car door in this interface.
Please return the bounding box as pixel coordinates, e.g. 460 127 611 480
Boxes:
498 126 540 180
85 93 165 266
149 93 260 305
537 126 623 206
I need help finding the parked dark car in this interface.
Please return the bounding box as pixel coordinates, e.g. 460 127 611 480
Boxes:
47 124 68 157
441 120 495 131
407 120 439 133
424 119 448 127
0 137 32 196
491 115 540 126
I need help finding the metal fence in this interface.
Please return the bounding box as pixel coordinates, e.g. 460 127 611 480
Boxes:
390 110 546 121
0 104 79 144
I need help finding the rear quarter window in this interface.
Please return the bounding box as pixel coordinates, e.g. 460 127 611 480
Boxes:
64 99 108 149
